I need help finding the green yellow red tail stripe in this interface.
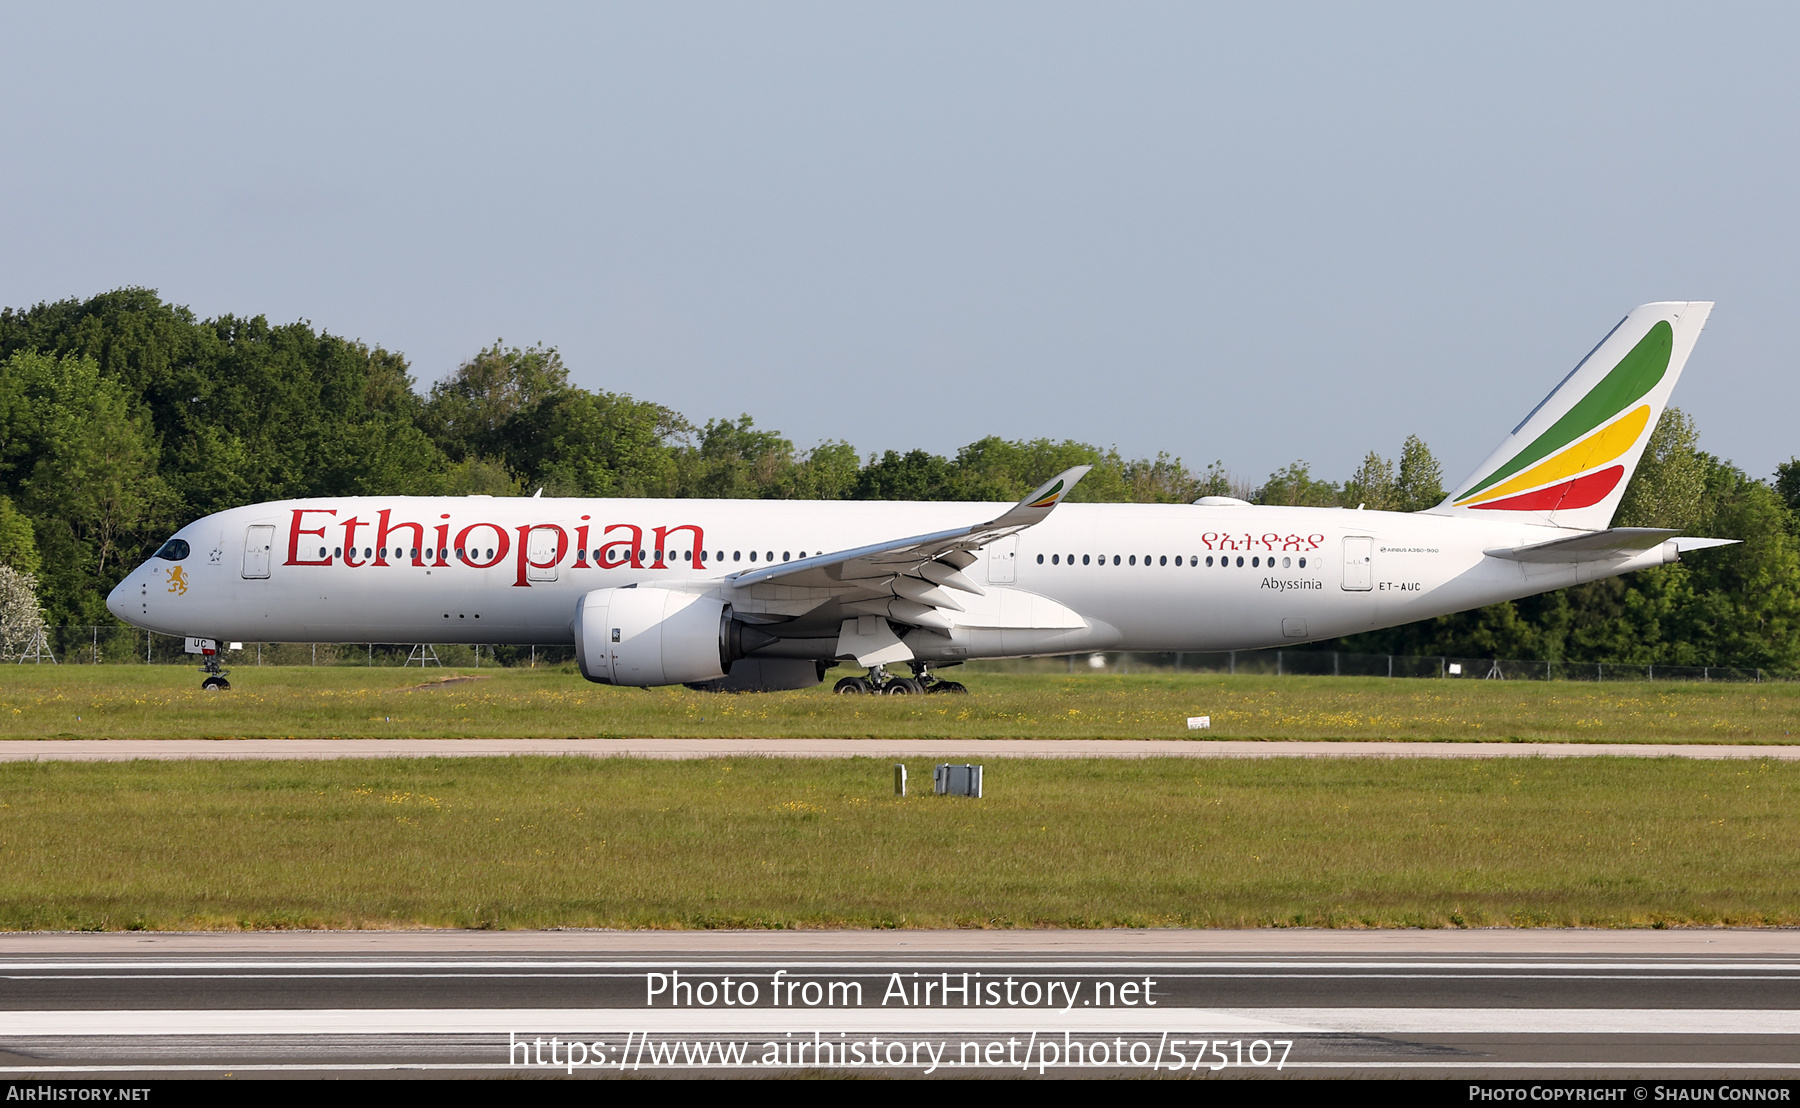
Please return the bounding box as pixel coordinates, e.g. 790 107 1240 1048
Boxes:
1453 320 1673 510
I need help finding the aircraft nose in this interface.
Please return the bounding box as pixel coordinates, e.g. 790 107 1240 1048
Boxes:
106 571 134 621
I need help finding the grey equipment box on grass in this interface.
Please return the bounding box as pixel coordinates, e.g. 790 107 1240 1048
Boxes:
934 764 983 798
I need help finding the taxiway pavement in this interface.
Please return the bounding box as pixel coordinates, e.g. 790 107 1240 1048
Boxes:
2 738 1797 761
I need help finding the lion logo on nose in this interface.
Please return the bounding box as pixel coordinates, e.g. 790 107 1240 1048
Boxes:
167 567 189 596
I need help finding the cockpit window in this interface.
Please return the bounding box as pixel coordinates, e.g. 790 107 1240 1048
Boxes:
154 539 190 561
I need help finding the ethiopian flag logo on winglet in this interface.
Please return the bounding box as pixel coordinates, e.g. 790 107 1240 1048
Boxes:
1454 321 1672 511
1029 480 1066 509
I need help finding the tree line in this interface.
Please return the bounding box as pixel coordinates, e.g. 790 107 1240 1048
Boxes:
2 288 1796 670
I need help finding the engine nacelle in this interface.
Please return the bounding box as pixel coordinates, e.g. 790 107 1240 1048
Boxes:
573 587 773 687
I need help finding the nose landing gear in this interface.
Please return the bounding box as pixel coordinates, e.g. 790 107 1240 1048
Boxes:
199 644 230 691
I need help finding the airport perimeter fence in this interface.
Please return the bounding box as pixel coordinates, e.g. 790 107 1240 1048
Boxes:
12 626 577 670
6 626 1790 684
960 649 1784 683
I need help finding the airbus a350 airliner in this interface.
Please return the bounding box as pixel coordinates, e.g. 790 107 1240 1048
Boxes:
108 301 1732 693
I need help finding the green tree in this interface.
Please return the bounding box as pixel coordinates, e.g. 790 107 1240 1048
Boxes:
1256 461 1340 507
678 415 797 499
419 341 571 462
511 390 682 497
1393 435 1445 512
0 496 39 577
1616 408 1706 530
855 449 957 501
442 457 525 496
1772 457 1800 518
779 441 862 500
0 351 171 622
1343 450 1396 510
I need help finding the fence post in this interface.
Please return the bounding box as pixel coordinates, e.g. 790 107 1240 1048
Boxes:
1276 650 1283 677
1333 651 1339 677
1229 650 1236 675
1388 654 1393 678
92 626 97 665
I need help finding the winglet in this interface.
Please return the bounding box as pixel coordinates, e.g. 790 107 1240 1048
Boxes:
989 465 1092 530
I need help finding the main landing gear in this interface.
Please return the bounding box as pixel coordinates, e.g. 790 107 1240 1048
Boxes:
199 644 230 691
832 662 967 696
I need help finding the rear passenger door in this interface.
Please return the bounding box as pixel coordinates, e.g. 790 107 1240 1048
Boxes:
1341 535 1373 591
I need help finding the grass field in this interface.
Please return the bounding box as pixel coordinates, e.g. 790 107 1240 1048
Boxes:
0 755 1794 930
1 665 1797 743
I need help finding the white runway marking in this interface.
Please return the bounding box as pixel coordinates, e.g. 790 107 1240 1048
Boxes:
3 1007 1797 1036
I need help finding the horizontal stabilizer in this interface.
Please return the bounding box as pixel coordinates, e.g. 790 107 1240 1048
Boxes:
1674 537 1740 554
1484 527 1689 563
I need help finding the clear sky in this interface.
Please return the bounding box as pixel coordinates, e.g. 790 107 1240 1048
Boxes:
3 3 1795 488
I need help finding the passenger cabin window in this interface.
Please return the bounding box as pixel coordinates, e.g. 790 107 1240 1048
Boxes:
733 551 741 562
154 539 190 561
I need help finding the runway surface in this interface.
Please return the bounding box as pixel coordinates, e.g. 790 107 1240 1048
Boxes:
3 738 1798 761
3 930 1799 1078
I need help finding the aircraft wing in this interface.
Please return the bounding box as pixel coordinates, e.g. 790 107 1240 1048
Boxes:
1483 527 1737 563
724 465 1092 633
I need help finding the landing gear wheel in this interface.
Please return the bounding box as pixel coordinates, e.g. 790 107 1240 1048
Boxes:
833 676 872 695
928 680 968 694
201 676 230 691
884 678 925 695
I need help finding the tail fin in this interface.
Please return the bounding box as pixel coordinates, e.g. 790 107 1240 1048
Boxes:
1427 301 1713 531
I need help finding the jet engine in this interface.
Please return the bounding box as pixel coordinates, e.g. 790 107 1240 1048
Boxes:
573 586 776 687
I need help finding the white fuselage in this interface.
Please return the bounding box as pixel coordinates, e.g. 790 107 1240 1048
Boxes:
107 495 1672 659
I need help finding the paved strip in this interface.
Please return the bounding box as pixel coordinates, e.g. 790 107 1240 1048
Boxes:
2 738 1797 761
4 1062 1800 1074
4 1007 1796 1036
4 929 1798 956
